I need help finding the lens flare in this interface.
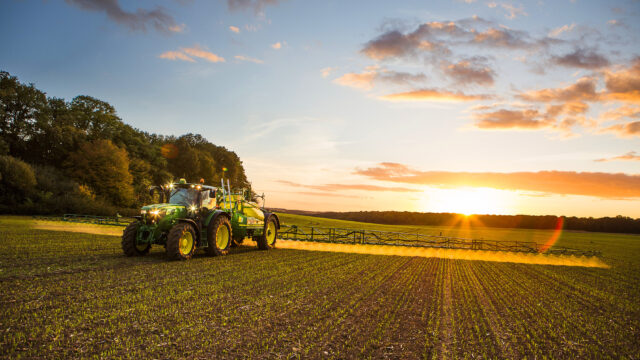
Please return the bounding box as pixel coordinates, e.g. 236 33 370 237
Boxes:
539 217 564 253
277 240 608 268
160 143 178 159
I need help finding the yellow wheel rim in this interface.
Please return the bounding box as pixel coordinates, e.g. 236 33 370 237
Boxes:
216 225 229 249
179 230 194 255
266 221 276 246
135 242 148 252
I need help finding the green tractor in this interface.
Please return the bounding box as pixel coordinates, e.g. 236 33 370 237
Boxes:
121 179 280 260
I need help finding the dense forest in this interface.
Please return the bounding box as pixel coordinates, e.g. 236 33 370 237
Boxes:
280 210 640 235
0 71 249 215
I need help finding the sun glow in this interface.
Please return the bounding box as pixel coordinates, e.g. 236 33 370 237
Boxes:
420 187 513 215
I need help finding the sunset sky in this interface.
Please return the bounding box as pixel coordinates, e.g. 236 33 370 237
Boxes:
2 0 639 217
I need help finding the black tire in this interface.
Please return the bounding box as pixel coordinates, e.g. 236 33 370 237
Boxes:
257 216 278 250
205 216 232 256
122 222 150 256
166 223 197 260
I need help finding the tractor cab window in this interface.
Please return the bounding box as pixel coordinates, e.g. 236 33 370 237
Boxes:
169 188 199 207
201 190 216 210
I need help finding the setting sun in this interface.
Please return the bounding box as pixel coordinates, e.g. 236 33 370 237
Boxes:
420 187 513 215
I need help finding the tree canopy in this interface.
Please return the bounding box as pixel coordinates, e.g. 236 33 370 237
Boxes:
0 70 249 215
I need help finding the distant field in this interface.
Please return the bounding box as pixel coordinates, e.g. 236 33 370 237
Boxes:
1 215 639 359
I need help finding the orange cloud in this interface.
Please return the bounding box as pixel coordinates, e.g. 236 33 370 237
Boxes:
278 180 420 193
355 162 640 199
295 191 363 199
595 151 640 162
548 23 576 37
517 77 599 103
158 51 195 62
604 58 640 103
601 105 640 121
443 58 495 86
545 102 589 117
334 67 427 91
472 28 530 48
235 55 264 64
333 69 377 90
229 25 240 33
271 42 282 49
169 24 186 33
474 109 551 129
321 67 335 78
380 89 490 102
601 121 640 138
182 46 225 63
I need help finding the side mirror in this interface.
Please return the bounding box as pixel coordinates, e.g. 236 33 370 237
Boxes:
210 189 216 197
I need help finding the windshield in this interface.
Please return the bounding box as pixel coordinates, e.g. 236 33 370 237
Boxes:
169 188 199 206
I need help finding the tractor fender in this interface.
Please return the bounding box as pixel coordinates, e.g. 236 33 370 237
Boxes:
204 210 231 227
262 212 280 229
176 218 200 243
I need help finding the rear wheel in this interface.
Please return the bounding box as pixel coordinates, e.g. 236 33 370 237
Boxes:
205 216 232 256
122 222 150 256
167 223 197 260
257 216 278 250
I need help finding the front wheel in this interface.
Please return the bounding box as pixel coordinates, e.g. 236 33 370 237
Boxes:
257 216 278 250
205 216 232 256
166 223 197 260
122 222 151 256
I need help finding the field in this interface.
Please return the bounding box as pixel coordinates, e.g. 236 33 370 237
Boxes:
1 215 639 359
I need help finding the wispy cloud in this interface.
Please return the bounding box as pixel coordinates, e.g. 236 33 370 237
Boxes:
169 23 186 33
473 108 551 129
601 121 640 138
517 77 599 103
380 89 490 102
595 151 640 162
320 67 336 78
271 41 283 49
487 2 528 19
601 105 640 121
443 58 495 86
65 0 180 33
277 180 420 193
159 45 225 63
550 48 610 69
158 50 195 62
235 55 264 64
182 45 225 62
361 17 557 63
229 25 240 33
603 57 640 103
226 0 284 14
334 68 377 90
355 162 640 199
333 66 427 91
548 23 576 37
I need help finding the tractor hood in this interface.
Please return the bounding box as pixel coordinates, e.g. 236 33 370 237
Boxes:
140 203 186 218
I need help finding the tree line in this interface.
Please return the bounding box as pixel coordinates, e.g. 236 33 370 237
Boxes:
283 210 640 235
0 71 249 215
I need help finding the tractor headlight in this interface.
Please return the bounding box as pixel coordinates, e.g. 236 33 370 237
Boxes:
189 205 197 212
140 209 147 215
150 209 167 217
